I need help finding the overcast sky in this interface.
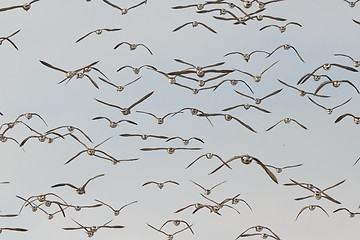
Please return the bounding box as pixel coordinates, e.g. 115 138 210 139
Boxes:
1 0 360 239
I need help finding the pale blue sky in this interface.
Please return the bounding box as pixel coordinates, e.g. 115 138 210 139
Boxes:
1 0 360 239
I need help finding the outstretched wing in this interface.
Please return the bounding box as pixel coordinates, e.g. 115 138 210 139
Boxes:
292 119 308 130
128 0 147 10
259 24 280 31
266 119 283 131
51 183 78 190
173 22 191 32
114 41 130 49
128 91 154 110
75 30 95 43
261 88 283 100
295 206 309 220
95 98 124 110
335 113 355 123
82 174 105 189
138 43 153 55
0 5 23 12
40 60 67 73
252 157 278 184
198 22 217 33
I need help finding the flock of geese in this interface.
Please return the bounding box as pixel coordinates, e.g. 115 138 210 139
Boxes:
1 0 360 239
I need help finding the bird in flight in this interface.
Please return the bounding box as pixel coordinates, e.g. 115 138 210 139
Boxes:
75 28 122 43
289 178 345 204
267 44 304 62
266 118 308 131
295 205 329 220
64 135 118 165
186 153 232 170
95 91 154 115
236 225 280 240
103 0 147 14
171 107 214 126
190 180 227 195
307 97 351 115
333 207 360 218
234 88 283 104
119 133 168 140
140 147 202 154
344 0 360 7
209 154 278 184
98 76 141 92
210 8 266 25
334 53 359 67
174 72 231 87
259 21 302 33
173 21 217 34
147 223 193 240
94 199 137 216
166 136 204 145
117 65 156 74
170 59 228 78
51 174 105 195
224 50 270 62
197 113 257 132
92 117 137 128
241 0 284 9
212 79 253 93
39 60 107 89
63 218 125 237
46 125 93 143
297 63 358 85
0 0 39 12
335 113 360 125
159 219 194 234
142 180 179 189
234 61 279 82
114 42 153 55
222 103 271 113
264 163 303 173
172 2 214 10
314 80 360 95
136 110 180 124
277 79 329 97
173 82 216 94
256 0 285 8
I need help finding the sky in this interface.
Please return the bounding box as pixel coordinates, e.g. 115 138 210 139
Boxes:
1 0 360 239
